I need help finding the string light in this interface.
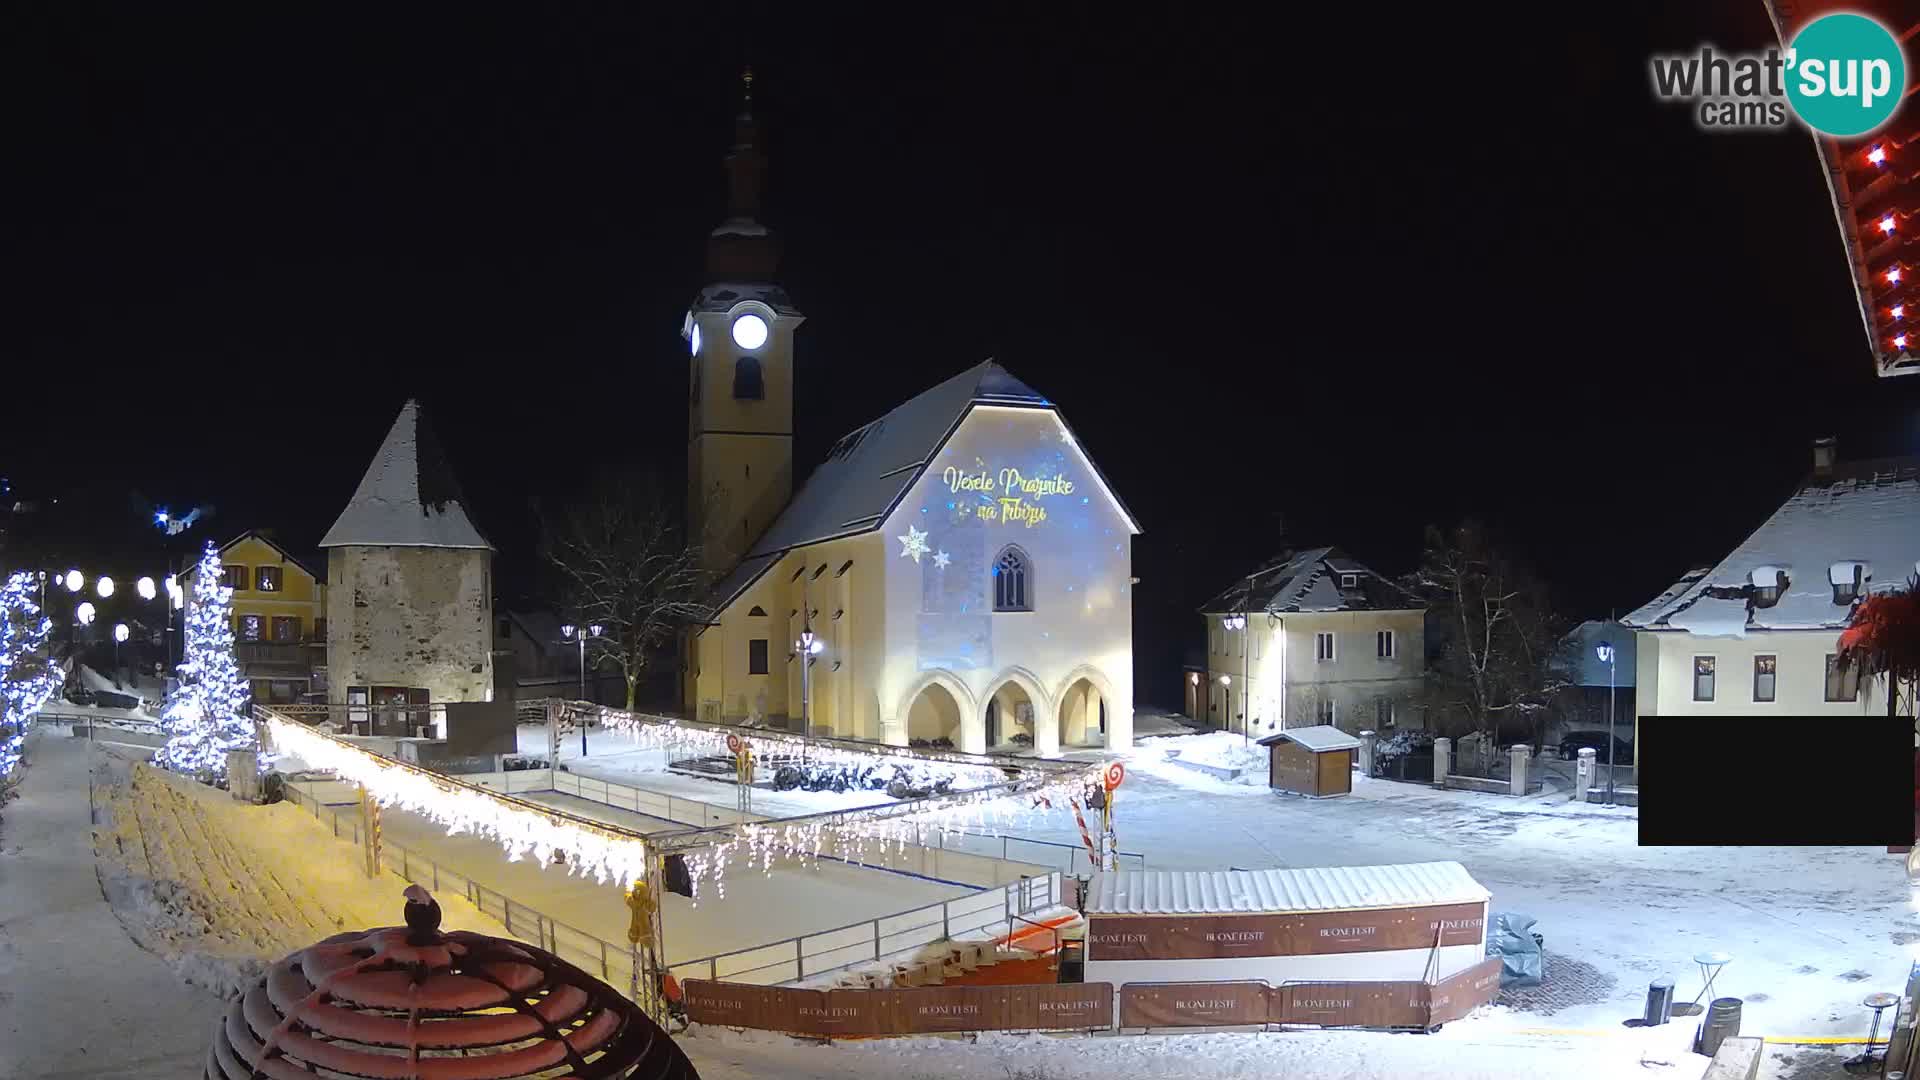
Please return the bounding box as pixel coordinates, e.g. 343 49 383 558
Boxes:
1883 216 1898 235
1894 305 1905 320
1 572 64 780
1897 335 1910 350
1890 267 1903 284
264 716 653 887
154 540 254 778
1871 145 1888 166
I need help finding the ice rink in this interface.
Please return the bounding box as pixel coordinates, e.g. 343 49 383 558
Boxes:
286 778 975 969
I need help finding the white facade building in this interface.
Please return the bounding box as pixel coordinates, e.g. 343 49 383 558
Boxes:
1192 548 1426 738
1622 441 1920 769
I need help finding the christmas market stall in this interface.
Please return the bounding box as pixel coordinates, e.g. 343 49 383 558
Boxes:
1256 725 1361 798
1086 862 1498 1029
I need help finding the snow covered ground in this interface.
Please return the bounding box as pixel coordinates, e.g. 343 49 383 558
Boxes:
926 730 1910 1041
93 747 516 1000
678 1014 1712 1080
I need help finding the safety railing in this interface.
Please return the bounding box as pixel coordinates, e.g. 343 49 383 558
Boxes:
666 871 1062 986
277 780 653 1014
551 770 766 829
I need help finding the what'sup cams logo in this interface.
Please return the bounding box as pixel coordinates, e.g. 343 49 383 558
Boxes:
1651 12 1906 136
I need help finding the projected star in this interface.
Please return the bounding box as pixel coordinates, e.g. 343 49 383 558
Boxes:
898 524 930 562
933 550 951 570
1058 428 1071 442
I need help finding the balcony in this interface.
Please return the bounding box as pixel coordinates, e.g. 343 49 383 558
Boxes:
236 641 322 675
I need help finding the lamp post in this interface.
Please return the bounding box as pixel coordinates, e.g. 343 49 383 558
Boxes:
1596 640 1617 806
796 618 824 734
113 623 129 686
1224 613 1250 744
558 622 608 757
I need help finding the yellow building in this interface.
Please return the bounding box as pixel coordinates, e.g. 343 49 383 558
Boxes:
180 530 328 705
681 86 1141 754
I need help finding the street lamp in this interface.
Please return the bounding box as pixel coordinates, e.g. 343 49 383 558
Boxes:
76 601 96 625
96 575 114 599
64 570 82 593
558 623 608 756
136 576 156 601
1595 640 1618 806
796 625 825 733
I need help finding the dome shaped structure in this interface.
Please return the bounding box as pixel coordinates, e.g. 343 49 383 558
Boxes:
207 888 697 1079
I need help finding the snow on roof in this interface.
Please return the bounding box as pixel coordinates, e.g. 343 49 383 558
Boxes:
1085 861 1489 916
319 400 492 550
1200 547 1417 615
1623 457 1919 633
1559 620 1636 687
1255 724 1361 752
701 360 1140 613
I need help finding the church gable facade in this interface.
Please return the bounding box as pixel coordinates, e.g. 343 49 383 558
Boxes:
687 393 1138 755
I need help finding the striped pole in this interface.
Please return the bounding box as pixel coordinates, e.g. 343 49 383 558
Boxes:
1069 798 1099 863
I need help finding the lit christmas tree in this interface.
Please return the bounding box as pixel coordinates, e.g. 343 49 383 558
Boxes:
155 540 254 779
1 570 64 781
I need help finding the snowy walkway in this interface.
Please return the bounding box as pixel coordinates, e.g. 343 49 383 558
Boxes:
0 732 224 1079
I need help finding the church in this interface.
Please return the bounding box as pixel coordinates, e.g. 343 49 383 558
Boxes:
682 77 1140 755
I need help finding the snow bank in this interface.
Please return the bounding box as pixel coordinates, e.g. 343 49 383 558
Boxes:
92 754 515 1000
1119 731 1270 793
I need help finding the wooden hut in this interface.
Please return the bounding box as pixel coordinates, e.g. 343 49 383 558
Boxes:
1258 725 1361 797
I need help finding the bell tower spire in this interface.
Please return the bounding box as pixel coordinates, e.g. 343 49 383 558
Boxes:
707 66 779 280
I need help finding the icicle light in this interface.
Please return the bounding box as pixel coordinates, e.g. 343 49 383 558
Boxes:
266 716 653 888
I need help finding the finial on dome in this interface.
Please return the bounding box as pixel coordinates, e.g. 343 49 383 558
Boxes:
741 66 754 112
402 885 443 942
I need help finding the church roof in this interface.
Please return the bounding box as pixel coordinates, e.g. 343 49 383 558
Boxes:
701 359 1137 616
320 400 493 550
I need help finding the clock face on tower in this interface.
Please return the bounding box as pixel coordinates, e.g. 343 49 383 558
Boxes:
731 313 769 350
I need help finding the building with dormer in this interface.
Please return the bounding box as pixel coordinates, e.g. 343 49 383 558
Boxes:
680 76 1140 754
1623 439 1920 765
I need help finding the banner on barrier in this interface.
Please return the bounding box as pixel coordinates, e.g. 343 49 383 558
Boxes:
1087 902 1486 962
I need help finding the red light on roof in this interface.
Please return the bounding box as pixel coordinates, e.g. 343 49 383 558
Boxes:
1890 267 1904 284
1870 146 1889 165
1898 335 1910 349
1883 216 1898 234
1895 305 1906 319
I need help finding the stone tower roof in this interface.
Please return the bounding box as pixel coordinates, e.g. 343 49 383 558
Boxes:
320 399 492 550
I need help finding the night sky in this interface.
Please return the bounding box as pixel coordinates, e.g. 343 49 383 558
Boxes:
8 4 1920 706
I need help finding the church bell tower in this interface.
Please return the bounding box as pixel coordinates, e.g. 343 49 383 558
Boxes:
686 68 803 575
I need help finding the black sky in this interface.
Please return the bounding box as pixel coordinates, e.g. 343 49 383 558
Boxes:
8 4 1920 705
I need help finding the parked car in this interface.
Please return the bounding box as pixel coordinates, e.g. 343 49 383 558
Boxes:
1558 730 1633 764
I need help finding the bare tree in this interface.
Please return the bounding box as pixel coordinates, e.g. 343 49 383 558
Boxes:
540 472 709 712
1402 521 1570 752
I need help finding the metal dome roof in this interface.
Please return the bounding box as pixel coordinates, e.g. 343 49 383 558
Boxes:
207 891 697 1079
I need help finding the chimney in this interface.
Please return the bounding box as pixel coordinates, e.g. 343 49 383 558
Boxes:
1812 436 1837 477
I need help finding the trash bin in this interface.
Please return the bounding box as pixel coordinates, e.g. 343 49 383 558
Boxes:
1644 979 1674 1026
1697 997 1742 1057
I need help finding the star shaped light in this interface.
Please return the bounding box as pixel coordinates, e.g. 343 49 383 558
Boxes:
898 525 930 562
933 550 951 570
1058 428 1071 443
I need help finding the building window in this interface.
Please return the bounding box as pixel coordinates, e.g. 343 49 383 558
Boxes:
1340 573 1358 589
1315 631 1335 662
993 546 1031 611
1826 654 1861 701
1753 655 1777 703
748 639 769 675
1210 623 1220 655
237 614 265 642
1317 698 1336 726
1376 629 1395 659
1692 656 1715 701
733 356 764 400
223 565 247 591
255 566 282 592
271 616 300 643
1375 697 1394 727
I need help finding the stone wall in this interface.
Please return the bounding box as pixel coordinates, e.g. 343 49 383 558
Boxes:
327 546 492 705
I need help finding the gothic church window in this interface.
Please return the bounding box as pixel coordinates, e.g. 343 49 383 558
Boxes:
993 546 1032 612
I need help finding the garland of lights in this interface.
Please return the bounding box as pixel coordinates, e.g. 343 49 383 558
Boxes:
154 541 255 779
1 572 65 781
265 716 653 888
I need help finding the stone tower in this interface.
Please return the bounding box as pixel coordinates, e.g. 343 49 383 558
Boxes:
685 68 804 574
321 399 494 727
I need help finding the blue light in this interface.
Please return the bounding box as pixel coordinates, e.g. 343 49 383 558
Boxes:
153 509 170 526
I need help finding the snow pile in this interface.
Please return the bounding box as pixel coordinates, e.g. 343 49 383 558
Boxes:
1120 731 1270 793
92 754 514 1000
